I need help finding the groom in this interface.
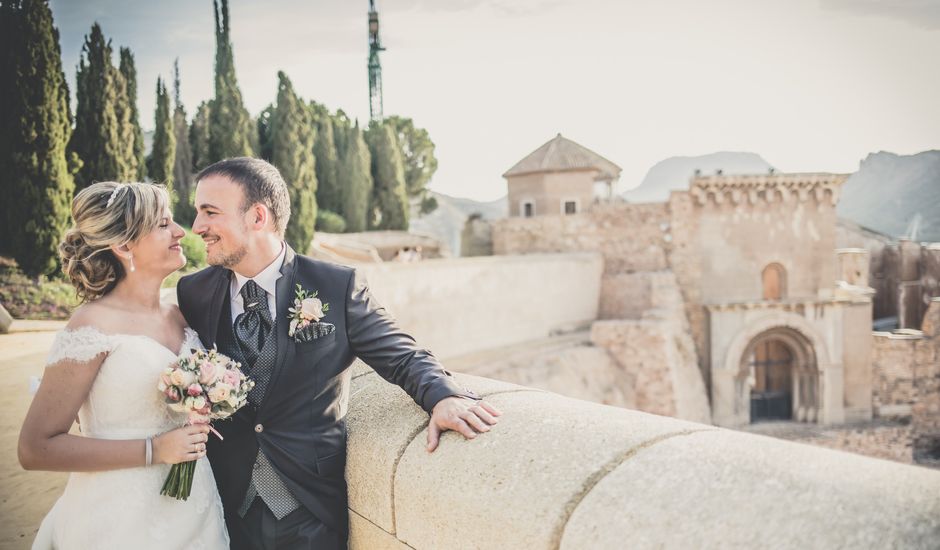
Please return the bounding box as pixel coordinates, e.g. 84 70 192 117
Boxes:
177 157 501 549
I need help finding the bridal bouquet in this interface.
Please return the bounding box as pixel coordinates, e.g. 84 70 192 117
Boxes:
158 347 254 500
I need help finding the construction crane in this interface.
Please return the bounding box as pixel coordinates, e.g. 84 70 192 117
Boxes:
368 0 385 121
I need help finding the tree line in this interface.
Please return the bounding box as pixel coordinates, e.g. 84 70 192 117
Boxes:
0 0 439 277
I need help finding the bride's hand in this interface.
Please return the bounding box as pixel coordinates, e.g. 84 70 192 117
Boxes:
152 424 211 465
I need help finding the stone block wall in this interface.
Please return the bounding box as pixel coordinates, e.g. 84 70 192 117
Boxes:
913 299 940 461
871 332 920 419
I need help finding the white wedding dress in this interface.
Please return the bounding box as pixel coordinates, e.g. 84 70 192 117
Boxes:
32 326 229 550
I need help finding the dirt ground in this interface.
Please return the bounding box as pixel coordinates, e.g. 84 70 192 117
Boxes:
1 324 68 550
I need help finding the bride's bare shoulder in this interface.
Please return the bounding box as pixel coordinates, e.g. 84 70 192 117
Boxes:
65 301 122 332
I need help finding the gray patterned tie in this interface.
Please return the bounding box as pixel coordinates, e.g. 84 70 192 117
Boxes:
233 279 300 519
234 280 274 406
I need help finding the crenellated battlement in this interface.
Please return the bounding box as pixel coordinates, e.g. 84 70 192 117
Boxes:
689 173 849 206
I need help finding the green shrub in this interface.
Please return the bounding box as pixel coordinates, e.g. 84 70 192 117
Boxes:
0 257 78 320
180 230 207 270
316 210 347 233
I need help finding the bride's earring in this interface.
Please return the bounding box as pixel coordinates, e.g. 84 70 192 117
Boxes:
129 255 135 273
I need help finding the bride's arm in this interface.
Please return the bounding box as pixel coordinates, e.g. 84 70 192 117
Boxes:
18 353 209 472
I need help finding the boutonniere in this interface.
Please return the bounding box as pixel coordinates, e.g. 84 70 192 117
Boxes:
287 283 330 338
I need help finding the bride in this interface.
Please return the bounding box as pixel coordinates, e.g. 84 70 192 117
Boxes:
18 181 229 549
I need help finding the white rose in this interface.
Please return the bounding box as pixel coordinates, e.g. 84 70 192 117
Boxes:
208 383 232 404
169 369 187 386
180 369 198 388
192 396 207 410
300 297 324 321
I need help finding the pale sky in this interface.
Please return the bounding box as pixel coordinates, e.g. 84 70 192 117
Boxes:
49 0 940 201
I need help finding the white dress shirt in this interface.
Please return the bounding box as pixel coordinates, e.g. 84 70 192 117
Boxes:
229 242 286 324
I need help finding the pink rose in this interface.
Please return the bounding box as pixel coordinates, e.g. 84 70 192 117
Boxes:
187 383 203 397
198 362 219 385
222 369 241 387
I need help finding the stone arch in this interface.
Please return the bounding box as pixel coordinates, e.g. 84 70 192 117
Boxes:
721 313 831 424
740 328 818 422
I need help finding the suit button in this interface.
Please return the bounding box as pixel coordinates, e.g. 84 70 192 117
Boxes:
254 424 263 433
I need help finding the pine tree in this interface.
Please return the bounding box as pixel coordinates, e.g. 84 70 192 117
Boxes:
147 77 175 208
270 72 317 251
189 100 211 171
69 23 136 189
385 115 438 214
0 0 74 275
366 122 409 230
171 59 195 224
208 0 254 162
339 123 373 233
310 102 340 214
119 47 145 180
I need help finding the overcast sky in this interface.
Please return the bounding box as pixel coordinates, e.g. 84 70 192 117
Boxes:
49 0 940 201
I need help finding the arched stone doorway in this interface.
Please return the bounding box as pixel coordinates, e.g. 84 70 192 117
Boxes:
739 328 819 423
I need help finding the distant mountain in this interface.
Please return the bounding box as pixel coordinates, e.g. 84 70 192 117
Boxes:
837 151 940 242
409 191 508 256
623 152 773 203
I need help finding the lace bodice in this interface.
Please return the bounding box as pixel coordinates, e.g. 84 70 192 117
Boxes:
45 326 204 439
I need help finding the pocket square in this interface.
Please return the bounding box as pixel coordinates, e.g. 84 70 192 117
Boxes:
293 321 335 343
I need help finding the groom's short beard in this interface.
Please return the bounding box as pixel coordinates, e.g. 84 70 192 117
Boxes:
210 243 249 269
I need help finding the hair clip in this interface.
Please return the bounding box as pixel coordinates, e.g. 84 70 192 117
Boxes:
106 184 129 208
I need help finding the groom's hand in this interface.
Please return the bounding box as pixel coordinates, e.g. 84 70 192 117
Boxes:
427 397 502 452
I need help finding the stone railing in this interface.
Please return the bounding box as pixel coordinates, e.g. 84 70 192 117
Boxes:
346 366 940 549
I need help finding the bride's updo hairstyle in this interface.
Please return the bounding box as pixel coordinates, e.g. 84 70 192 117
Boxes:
59 181 170 302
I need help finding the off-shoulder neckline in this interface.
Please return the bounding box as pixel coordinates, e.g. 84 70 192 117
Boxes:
59 325 199 358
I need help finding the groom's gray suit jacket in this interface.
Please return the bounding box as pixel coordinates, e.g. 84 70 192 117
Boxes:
177 246 474 538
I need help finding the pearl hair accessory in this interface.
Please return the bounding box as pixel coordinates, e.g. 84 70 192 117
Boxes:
106 183 129 208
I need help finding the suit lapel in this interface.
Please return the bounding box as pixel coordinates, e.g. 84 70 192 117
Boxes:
260 245 297 410
204 268 231 349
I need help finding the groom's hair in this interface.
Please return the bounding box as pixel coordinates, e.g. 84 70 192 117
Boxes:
196 157 291 237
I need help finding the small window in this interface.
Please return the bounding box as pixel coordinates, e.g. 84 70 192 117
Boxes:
521 200 535 218
561 197 580 215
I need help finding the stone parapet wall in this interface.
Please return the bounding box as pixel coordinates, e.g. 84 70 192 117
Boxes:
346 370 940 549
353 253 602 359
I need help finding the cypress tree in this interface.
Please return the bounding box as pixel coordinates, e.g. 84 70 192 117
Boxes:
119 47 145 180
189 100 211 171
147 77 175 208
331 110 351 162
339 123 373 233
270 72 317 252
70 23 135 189
310 102 340 214
0 0 74 276
208 0 254 162
171 59 195 224
366 122 409 230
256 103 274 162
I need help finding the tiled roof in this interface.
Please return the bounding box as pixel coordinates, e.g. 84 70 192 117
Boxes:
503 133 622 180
